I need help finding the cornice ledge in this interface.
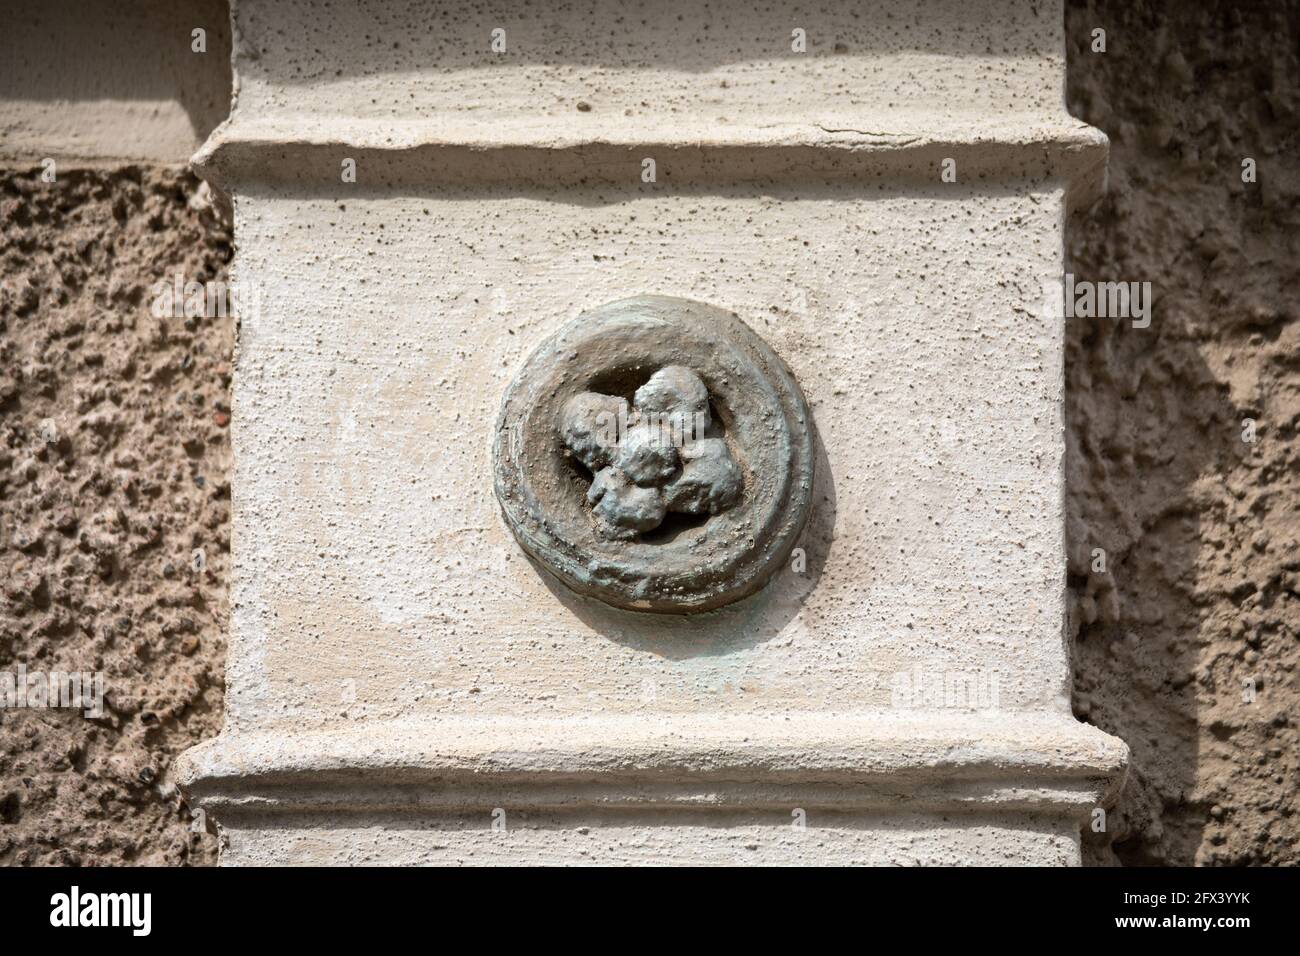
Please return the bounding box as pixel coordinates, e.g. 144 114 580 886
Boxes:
177 711 1128 820
191 115 1107 207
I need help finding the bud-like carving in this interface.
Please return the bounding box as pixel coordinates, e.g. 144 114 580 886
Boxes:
560 365 741 541
493 296 814 614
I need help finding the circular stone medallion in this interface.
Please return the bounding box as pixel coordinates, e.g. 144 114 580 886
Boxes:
493 295 814 613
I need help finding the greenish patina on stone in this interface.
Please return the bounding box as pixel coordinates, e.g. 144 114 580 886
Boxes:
560 364 742 541
493 295 814 614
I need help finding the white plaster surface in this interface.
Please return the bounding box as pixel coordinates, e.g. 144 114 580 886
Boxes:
220 811 1083 867
221 184 1074 729
224 0 1070 146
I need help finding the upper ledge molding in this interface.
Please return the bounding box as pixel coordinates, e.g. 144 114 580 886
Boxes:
192 116 1108 206
208 0 1105 202
177 711 1128 818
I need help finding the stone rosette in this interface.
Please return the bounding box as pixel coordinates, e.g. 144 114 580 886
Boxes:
493 295 814 613
561 365 744 540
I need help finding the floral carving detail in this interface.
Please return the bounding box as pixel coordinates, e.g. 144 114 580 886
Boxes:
560 366 742 540
495 295 814 612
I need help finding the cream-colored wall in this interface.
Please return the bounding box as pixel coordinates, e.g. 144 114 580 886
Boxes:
224 185 1073 730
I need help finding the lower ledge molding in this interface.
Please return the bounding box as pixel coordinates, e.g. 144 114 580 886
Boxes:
178 710 1128 821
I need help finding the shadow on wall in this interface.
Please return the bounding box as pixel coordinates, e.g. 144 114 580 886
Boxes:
0 0 231 161
1065 0 1300 866
1064 307 1235 865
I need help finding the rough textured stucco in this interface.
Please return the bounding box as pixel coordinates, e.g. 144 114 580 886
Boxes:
1064 0 1300 866
0 168 230 865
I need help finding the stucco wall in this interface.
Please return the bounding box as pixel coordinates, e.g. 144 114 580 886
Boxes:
0 166 231 865
0 0 231 164
1064 0 1299 866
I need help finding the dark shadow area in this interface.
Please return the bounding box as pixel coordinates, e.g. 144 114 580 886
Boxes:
1065 0 1300 866
0 0 231 147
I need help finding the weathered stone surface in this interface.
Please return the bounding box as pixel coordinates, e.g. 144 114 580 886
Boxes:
561 365 741 539
588 467 667 539
560 392 626 471
634 365 712 433
664 438 743 515
611 422 680 488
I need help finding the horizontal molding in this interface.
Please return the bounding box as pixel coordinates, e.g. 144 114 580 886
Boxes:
177 711 1128 819
192 117 1107 207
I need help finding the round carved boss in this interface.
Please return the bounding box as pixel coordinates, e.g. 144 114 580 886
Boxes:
492 295 814 613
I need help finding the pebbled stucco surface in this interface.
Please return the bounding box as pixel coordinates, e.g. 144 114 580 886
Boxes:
0 167 231 865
